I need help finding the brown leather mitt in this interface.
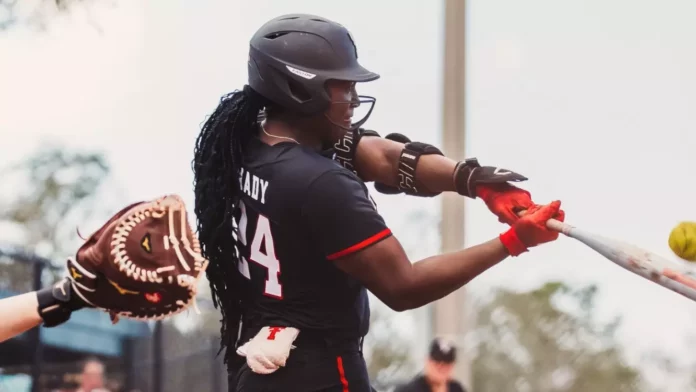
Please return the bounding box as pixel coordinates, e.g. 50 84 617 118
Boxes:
64 194 208 322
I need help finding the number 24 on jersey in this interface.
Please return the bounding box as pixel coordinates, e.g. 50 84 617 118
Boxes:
236 201 283 299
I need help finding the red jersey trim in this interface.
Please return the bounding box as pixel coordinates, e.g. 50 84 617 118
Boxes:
327 228 392 261
336 356 350 392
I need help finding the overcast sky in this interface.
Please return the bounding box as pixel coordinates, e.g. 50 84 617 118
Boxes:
2 0 696 388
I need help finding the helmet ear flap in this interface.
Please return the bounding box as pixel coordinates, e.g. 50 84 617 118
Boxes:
286 78 312 103
251 56 323 112
270 68 320 109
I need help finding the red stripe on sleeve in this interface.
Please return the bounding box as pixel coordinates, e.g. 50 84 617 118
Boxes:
326 228 392 261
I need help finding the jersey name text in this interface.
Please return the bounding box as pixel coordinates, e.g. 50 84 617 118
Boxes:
239 167 270 204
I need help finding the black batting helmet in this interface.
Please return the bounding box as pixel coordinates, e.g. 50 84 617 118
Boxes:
248 14 379 116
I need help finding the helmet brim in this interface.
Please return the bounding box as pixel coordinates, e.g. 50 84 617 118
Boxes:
327 64 380 83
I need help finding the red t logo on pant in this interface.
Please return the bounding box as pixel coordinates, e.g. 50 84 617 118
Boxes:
267 326 285 340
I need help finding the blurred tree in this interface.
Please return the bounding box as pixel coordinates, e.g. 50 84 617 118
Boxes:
364 299 416 389
0 0 106 31
634 332 696 391
471 282 646 392
0 249 34 293
0 145 110 275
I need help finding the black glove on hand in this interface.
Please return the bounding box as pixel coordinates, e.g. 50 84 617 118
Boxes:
453 158 528 198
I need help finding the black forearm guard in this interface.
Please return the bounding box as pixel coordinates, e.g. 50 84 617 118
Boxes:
36 278 85 327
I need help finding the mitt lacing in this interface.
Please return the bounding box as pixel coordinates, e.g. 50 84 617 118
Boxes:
102 196 209 321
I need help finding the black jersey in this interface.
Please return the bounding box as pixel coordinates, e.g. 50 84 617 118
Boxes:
234 137 391 340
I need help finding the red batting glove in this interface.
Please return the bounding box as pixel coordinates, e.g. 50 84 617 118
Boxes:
477 183 534 225
499 201 565 256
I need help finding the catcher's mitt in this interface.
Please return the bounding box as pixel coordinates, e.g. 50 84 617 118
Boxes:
37 195 208 326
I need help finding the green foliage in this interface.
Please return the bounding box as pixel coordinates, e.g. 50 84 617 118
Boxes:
471 282 646 392
0 145 110 260
0 0 102 31
364 301 416 386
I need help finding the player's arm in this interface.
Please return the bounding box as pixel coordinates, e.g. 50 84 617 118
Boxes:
302 171 563 311
0 292 42 343
352 134 458 193
0 278 85 343
350 237 510 311
339 208 563 311
333 130 534 225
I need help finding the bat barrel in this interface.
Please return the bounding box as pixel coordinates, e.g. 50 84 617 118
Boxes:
549 218 696 303
519 207 696 303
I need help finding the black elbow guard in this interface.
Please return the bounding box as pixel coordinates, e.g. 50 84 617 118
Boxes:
373 133 444 198
332 128 381 175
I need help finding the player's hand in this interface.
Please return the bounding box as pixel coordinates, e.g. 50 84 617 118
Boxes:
477 183 533 225
499 201 564 256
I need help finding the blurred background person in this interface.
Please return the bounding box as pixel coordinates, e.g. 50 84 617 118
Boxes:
394 337 466 392
75 357 109 392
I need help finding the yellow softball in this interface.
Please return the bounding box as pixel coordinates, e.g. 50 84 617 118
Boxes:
668 222 696 262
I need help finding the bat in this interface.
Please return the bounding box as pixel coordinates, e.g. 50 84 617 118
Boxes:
545 218 696 303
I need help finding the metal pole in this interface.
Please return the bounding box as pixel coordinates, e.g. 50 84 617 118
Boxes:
30 262 44 392
434 0 470 389
122 337 136 392
153 321 163 392
211 337 221 392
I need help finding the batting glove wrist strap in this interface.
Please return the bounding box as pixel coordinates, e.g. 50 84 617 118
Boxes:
454 158 529 199
500 228 528 257
36 278 85 328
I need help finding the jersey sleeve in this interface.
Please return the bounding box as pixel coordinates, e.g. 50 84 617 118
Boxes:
301 170 392 260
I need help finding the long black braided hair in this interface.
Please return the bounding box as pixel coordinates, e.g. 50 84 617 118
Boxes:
192 85 271 361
